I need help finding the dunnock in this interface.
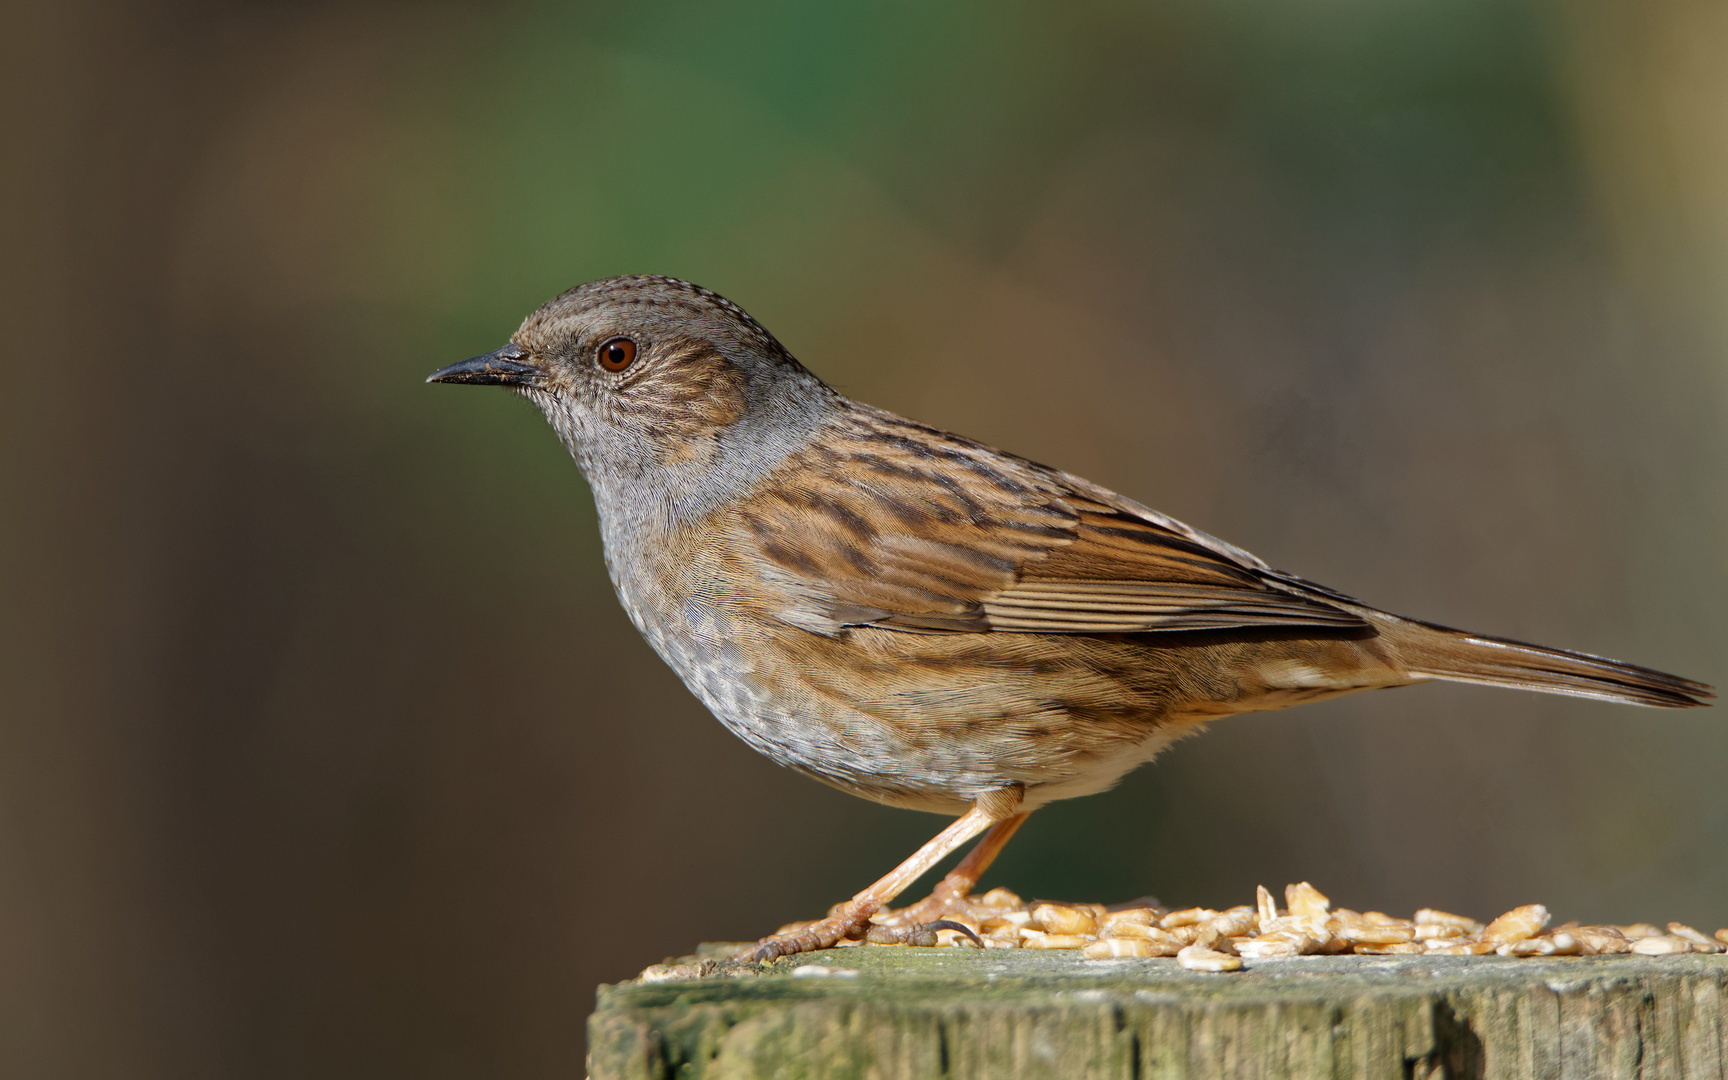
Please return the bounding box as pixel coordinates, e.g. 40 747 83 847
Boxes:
430 275 1712 961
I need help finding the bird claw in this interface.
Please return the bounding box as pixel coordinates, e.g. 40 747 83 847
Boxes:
864 918 983 948
927 918 985 947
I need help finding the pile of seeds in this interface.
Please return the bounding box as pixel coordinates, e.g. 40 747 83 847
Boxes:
822 882 1728 974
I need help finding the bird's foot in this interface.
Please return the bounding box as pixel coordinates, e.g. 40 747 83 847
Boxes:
888 877 974 927
740 899 880 962
864 879 988 948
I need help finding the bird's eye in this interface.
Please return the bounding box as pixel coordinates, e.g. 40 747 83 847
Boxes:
597 336 637 373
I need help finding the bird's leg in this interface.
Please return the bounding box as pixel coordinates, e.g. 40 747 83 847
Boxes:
741 804 997 962
742 791 1022 962
888 812 1029 926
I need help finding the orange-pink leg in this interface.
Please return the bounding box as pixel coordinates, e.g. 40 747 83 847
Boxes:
890 812 1029 925
743 792 1024 962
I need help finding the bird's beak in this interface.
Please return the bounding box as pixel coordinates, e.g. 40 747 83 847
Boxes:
426 343 545 386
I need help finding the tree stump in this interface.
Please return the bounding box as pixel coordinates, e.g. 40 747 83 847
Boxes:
589 946 1727 1079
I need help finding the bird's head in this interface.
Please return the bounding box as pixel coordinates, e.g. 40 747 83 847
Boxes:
430 276 838 508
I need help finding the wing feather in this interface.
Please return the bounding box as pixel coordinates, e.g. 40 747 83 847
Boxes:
731 407 1368 637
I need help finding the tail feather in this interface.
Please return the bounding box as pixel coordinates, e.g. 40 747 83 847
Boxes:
1373 614 1714 709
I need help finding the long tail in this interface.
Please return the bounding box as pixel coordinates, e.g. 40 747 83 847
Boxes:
1368 612 1714 709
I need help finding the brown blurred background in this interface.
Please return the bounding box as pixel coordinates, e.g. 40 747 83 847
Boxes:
4 0 1725 1075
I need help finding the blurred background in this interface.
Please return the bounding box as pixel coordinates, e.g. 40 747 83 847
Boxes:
5 0 1726 1075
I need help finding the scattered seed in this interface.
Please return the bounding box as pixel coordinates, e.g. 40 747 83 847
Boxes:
1235 934 1305 958
1666 924 1723 953
1084 938 1159 959
1427 940 1496 956
1482 905 1550 945
1501 937 1556 957
1103 923 1183 945
1546 932 1583 956
1256 885 1279 925
1338 923 1416 945
1160 907 1218 929
1019 929 1092 950
1102 908 1156 929
1032 903 1097 936
1260 914 1326 938
1177 944 1243 972
1355 943 1425 955
977 887 1024 910
838 883 1707 966
1190 924 1223 952
1416 909 1485 934
981 911 1034 932
1286 882 1330 919
1632 935 1693 956
1209 907 1257 939
1412 923 1466 941
1573 927 1631 955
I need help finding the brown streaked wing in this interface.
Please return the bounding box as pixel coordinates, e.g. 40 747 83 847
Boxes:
985 496 1366 632
732 410 1366 637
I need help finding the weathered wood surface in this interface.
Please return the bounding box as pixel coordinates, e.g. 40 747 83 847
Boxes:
589 945 1728 1079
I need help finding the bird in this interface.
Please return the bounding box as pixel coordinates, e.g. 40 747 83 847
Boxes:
428 274 1713 962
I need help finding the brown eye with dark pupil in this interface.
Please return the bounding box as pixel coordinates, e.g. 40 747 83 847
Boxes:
597 336 637 372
